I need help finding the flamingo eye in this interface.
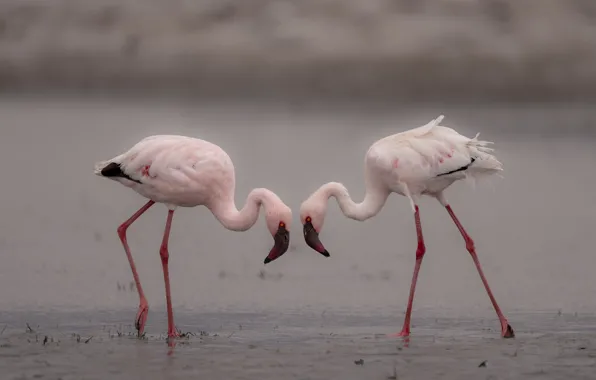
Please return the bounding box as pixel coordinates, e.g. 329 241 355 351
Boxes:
305 216 312 223
279 221 285 228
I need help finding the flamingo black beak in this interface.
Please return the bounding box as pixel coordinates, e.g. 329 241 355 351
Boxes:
264 223 290 264
303 220 330 258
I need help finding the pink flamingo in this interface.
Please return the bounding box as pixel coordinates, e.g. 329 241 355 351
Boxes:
300 115 514 338
94 135 292 340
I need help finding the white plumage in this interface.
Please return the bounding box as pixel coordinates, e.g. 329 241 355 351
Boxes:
363 115 503 208
95 135 234 208
300 115 514 339
95 135 292 342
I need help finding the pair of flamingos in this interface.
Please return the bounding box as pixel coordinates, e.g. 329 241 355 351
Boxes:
94 115 514 341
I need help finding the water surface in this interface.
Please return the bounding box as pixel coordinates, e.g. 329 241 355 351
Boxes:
0 97 595 379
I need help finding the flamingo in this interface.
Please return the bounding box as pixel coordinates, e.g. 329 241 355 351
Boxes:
94 135 292 340
299 115 514 338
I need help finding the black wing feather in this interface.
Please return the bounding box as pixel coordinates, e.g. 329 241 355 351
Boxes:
100 162 142 184
436 157 475 177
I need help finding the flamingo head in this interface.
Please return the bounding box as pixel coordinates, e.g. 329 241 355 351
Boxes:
263 204 292 264
299 197 330 258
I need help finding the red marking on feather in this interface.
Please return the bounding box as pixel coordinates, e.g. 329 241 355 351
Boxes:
439 158 444 164
392 159 399 168
141 165 151 177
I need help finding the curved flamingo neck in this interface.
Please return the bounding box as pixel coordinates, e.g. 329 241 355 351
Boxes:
210 188 277 231
319 181 389 222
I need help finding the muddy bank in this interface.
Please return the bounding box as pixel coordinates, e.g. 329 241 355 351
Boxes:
1 0 596 100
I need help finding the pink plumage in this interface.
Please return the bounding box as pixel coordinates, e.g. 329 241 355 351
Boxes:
95 135 292 342
300 115 514 339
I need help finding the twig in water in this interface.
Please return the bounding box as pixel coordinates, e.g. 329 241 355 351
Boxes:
0 325 6 335
26 323 35 333
85 336 93 343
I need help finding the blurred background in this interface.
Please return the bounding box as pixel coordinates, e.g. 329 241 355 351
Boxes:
2 0 596 101
1 0 595 320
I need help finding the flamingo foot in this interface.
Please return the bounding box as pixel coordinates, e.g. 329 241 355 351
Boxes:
388 329 410 338
168 327 181 339
135 300 149 337
165 327 181 347
502 323 515 339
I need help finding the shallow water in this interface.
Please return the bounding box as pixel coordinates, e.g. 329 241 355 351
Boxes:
0 96 595 378
2 310 596 379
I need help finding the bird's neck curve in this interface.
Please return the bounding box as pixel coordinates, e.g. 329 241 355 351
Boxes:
210 188 275 231
319 181 389 222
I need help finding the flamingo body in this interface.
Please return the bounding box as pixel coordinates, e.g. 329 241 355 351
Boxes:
364 115 501 206
95 135 235 208
95 135 292 342
300 115 514 339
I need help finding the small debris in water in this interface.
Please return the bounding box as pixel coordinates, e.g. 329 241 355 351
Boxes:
257 270 283 280
84 336 93 343
478 360 487 367
43 336 48 346
354 359 364 366
178 331 195 338
26 323 35 333
387 365 398 379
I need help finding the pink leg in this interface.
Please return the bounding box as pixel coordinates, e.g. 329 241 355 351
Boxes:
160 209 179 340
390 205 426 338
445 205 514 338
117 200 155 337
